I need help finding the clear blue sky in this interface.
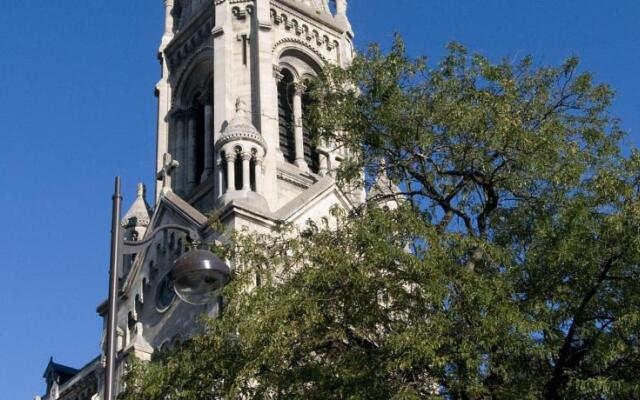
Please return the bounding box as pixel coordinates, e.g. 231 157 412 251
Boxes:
0 1 638 398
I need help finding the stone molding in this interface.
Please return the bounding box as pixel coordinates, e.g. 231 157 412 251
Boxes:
270 7 341 55
165 10 214 70
170 45 214 105
216 124 268 151
277 161 317 188
273 37 329 65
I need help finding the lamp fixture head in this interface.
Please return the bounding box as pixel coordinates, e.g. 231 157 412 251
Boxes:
170 249 230 305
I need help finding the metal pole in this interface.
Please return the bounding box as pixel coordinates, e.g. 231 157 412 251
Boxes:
104 177 122 400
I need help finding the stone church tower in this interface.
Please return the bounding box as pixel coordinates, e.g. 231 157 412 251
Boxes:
37 1 357 399
155 0 356 217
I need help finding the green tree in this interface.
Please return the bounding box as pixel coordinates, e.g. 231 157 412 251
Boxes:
122 37 640 399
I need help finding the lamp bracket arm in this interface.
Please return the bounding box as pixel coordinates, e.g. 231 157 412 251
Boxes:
121 224 199 255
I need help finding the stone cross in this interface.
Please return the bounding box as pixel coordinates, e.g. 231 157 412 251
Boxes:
157 153 180 194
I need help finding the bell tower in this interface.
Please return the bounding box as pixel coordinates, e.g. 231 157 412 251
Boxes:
154 0 355 221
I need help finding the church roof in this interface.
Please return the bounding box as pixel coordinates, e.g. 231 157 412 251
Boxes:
43 357 79 379
121 183 152 228
41 356 100 400
275 175 341 220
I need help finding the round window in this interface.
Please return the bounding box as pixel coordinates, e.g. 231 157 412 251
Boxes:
155 274 175 312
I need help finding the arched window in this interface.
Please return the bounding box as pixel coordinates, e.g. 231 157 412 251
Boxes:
278 69 296 163
169 58 213 194
277 48 324 174
234 148 243 190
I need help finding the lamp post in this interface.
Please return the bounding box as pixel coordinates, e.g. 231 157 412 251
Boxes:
104 176 230 400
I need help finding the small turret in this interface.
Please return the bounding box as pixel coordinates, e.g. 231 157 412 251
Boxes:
215 99 269 211
121 183 152 241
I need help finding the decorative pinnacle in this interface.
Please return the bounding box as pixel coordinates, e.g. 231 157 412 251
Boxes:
235 98 249 118
136 183 145 198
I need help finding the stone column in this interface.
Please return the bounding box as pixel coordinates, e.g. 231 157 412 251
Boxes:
175 114 186 194
155 44 173 199
168 117 177 165
163 0 175 36
293 82 308 172
319 153 328 176
218 160 226 197
241 152 251 191
254 157 263 194
273 66 285 160
226 153 236 193
187 113 197 190
202 103 214 180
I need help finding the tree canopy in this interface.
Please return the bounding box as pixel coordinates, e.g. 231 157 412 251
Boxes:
122 37 640 399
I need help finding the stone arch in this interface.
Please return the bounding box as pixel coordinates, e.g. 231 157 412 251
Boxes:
273 38 328 68
276 47 322 173
172 48 213 108
233 145 243 190
277 47 324 77
169 47 214 193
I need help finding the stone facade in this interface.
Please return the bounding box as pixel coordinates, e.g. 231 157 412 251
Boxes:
37 1 358 399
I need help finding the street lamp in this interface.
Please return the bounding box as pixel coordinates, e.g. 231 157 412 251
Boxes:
104 177 230 400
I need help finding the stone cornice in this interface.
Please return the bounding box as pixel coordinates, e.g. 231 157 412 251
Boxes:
277 161 317 188
272 0 345 34
270 6 342 58
218 198 279 227
216 127 268 151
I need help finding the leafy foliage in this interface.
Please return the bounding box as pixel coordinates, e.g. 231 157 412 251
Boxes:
122 37 640 399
